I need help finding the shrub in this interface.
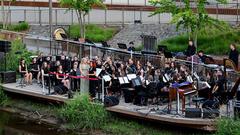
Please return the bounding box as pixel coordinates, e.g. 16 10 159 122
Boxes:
215 118 240 135
160 26 240 55
68 24 117 42
0 39 33 72
0 86 8 106
60 93 108 130
7 22 29 32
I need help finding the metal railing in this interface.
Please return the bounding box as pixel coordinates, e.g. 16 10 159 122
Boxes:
0 3 240 26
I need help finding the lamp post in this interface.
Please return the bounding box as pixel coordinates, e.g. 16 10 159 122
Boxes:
49 0 53 55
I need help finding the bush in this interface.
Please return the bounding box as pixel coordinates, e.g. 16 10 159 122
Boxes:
0 39 33 72
60 94 108 130
0 86 8 106
7 22 29 32
160 26 240 55
68 24 117 42
215 118 240 135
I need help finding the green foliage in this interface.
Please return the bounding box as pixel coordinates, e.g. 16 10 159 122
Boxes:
4 22 29 32
149 0 228 44
60 93 108 130
0 39 33 72
102 118 172 135
59 0 105 38
215 118 240 135
160 27 240 55
68 24 117 42
0 86 8 106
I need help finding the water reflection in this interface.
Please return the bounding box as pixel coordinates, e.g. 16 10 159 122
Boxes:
0 111 72 135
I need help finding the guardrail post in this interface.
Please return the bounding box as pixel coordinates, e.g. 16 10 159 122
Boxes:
105 9 107 25
9 10 11 25
55 9 57 25
237 3 239 24
158 13 161 24
127 0 129 5
144 0 147 6
140 8 142 23
216 3 218 20
24 9 26 22
39 7 42 26
111 0 113 5
71 9 74 25
122 8 125 27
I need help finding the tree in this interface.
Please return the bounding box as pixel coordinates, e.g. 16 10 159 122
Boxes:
59 0 105 39
1 0 16 29
149 0 228 49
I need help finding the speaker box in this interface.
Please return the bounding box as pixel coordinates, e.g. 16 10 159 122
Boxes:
1 71 16 83
185 108 202 118
202 108 220 119
0 40 11 53
104 96 119 107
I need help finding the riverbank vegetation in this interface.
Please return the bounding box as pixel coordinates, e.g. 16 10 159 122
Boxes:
215 118 240 135
160 26 240 55
68 24 118 42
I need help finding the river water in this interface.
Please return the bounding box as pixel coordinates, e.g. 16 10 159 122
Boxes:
0 111 74 135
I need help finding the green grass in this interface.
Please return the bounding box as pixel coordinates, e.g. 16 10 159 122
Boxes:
160 26 240 55
68 24 118 42
0 86 8 106
0 22 29 32
215 118 240 135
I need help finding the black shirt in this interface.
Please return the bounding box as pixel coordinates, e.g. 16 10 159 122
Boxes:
185 45 196 57
229 49 239 67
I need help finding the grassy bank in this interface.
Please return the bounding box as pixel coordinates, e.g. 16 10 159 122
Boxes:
160 26 240 55
68 24 118 42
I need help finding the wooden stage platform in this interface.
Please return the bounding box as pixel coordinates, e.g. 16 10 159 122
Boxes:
1 83 68 103
1 82 225 131
106 101 216 131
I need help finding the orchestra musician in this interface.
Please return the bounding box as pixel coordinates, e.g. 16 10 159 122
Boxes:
80 57 90 94
41 62 50 87
89 60 97 98
56 65 70 89
29 57 40 83
19 58 32 85
126 58 136 74
185 40 196 57
229 43 239 67
70 62 81 91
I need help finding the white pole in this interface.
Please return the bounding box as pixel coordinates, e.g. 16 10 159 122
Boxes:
102 79 104 103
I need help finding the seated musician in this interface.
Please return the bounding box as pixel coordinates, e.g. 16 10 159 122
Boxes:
126 58 136 74
19 58 32 85
41 62 50 87
56 65 70 89
44 56 52 65
60 54 67 72
212 69 226 104
71 56 79 69
37 52 44 68
30 57 40 83
70 62 81 91
229 43 239 67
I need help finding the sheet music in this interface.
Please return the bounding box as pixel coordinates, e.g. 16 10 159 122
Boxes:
123 77 129 83
127 74 137 80
187 75 193 83
118 77 125 84
96 68 102 77
103 75 111 81
163 74 170 82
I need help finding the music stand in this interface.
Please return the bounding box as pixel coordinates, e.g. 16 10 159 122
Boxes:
117 43 127 49
85 39 95 45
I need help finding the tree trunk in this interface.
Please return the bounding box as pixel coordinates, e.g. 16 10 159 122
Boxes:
5 1 12 28
1 0 5 29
